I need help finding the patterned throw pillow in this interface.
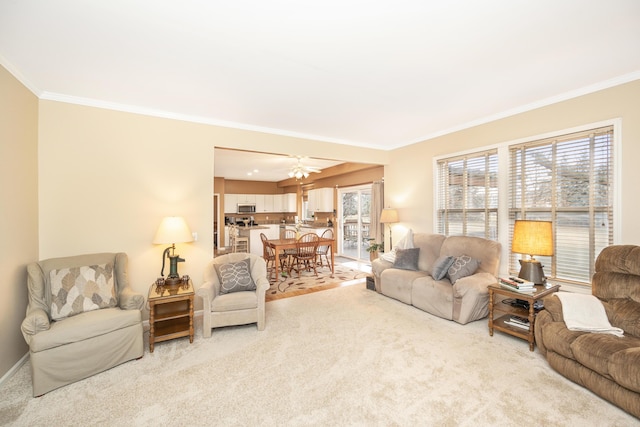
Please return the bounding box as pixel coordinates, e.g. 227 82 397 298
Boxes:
50 263 117 320
215 258 257 294
447 255 480 284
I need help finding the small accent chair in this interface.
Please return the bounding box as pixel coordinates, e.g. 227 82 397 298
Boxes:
22 252 144 396
197 253 269 338
316 228 334 271
289 233 320 278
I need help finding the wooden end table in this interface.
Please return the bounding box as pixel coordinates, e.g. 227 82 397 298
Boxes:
488 282 560 351
148 279 194 353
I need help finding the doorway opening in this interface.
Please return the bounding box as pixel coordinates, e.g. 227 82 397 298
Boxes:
338 185 372 261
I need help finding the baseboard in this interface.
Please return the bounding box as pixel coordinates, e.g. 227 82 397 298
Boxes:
0 352 29 388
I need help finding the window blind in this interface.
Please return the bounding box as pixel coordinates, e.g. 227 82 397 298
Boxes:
437 149 498 239
508 126 614 285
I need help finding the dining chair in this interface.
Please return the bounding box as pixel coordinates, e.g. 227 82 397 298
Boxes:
282 228 297 268
260 232 280 281
316 228 334 271
289 232 320 278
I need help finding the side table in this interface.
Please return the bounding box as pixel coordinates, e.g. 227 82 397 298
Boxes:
148 279 194 353
488 283 560 351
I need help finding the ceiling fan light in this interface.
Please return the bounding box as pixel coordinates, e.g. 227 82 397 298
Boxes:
288 171 294 178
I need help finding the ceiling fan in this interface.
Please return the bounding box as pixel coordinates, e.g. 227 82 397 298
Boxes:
288 157 321 180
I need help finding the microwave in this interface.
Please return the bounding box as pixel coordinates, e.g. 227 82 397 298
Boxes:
237 203 256 214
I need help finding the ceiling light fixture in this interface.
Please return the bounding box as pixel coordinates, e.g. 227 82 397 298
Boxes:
288 157 320 180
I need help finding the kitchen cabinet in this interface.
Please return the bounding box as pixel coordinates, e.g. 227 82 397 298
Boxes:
224 194 237 214
224 193 296 213
255 194 274 212
308 188 334 213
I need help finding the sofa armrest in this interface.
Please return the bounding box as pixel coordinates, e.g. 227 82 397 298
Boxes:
21 307 50 344
118 286 145 310
371 258 394 292
452 272 496 324
452 272 495 297
540 294 564 322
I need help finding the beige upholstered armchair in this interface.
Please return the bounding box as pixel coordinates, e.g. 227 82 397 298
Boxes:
197 253 269 338
21 252 144 396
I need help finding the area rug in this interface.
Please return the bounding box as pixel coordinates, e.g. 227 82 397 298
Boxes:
1 284 636 426
267 263 368 299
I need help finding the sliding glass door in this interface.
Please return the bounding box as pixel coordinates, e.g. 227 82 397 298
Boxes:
338 185 371 261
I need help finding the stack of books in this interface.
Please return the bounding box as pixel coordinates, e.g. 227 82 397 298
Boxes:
504 315 531 330
499 277 536 293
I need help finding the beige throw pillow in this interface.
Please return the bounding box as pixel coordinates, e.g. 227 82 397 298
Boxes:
50 263 117 320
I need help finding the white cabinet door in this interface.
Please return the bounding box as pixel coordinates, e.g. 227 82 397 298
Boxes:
224 194 237 214
273 194 283 212
284 193 297 212
308 188 333 212
254 194 265 212
262 195 274 212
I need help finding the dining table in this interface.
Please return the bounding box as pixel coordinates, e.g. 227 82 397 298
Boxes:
266 237 335 282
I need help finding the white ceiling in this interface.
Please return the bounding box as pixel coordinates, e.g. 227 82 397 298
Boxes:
214 149 343 182
1 1 640 151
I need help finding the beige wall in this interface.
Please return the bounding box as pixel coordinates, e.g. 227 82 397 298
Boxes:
385 79 640 246
37 101 388 314
0 66 39 377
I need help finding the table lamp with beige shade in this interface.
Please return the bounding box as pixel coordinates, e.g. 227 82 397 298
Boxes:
153 216 194 286
512 220 553 287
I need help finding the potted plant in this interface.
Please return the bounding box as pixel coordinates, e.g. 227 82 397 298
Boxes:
366 241 384 261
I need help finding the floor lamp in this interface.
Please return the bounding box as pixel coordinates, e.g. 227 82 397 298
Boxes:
380 208 399 250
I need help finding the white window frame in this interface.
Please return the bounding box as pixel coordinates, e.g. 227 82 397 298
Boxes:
434 119 621 290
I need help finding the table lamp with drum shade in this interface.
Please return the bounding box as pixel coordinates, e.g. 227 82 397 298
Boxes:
153 216 194 286
379 208 399 249
512 220 553 286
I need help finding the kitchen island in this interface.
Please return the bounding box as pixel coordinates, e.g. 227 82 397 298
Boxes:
237 225 280 255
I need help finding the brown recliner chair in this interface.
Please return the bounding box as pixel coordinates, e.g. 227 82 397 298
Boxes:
535 245 640 418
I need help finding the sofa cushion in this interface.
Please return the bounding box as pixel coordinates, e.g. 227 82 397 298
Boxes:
412 276 454 320
570 333 640 378
432 255 455 280
380 268 428 305
540 321 585 360
50 263 117 321
215 259 256 294
447 255 480 284
608 347 640 393
29 307 140 353
393 248 420 271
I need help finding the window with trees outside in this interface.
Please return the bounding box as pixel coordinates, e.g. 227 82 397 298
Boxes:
509 125 614 285
436 124 615 287
436 149 499 240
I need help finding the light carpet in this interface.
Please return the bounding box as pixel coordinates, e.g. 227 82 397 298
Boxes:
267 263 368 298
1 285 638 426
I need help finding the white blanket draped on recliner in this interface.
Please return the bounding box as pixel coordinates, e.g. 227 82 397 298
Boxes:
556 292 624 337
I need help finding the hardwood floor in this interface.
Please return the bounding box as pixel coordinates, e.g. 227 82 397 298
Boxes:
265 277 365 302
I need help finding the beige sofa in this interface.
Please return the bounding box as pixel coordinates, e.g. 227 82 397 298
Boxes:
535 245 640 418
22 253 144 396
371 233 501 324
